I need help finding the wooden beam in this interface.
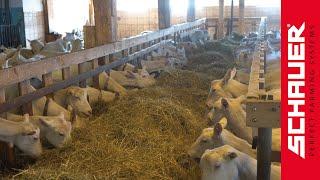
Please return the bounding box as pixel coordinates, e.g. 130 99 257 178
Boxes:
0 19 206 89
83 26 96 49
88 0 95 26
187 0 195 22
93 0 117 45
218 0 225 39
42 0 50 41
158 0 171 29
0 41 170 114
239 0 245 34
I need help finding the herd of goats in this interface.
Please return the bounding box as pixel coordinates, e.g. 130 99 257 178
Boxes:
0 29 281 179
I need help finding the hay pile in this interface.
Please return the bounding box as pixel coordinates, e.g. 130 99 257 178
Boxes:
3 70 212 179
2 40 235 179
186 51 235 78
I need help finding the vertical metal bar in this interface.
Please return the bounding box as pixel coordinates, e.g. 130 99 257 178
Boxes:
230 0 234 37
257 128 272 180
264 50 267 73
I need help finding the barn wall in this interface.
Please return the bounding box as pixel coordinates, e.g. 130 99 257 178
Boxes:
16 2 280 45
23 0 45 47
117 5 280 39
118 8 188 39
196 6 280 32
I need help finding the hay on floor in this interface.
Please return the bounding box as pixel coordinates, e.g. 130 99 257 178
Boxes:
4 70 212 179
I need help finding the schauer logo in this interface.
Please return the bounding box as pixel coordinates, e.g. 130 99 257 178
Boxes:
287 22 306 159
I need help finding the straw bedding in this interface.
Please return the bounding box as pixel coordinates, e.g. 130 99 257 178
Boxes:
2 42 233 179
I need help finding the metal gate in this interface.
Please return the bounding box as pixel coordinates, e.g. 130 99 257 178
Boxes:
0 0 23 48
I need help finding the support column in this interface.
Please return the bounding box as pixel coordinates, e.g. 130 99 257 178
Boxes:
229 0 234 36
217 0 225 39
88 0 95 26
239 0 245 34
42 0 50 42
93 0 117 64
158 0 171 29
187 0 195 22
93 0 117 45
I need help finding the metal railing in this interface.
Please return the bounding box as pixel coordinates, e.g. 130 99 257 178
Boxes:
0 24 23 48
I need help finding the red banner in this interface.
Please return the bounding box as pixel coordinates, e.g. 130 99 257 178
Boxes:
282 0 320 179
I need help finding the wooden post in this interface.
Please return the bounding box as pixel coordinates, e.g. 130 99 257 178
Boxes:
229 0 234 37
88 0 95 26
257 128 272 180
93 0 117 66
239 0 245 34
0 88 15 169
42 0 50 42
42 73 53 87
217 0 225 39
93 0 117 45
18 80 33 115
78 63 87 88
84 24 99 89
0 89 5 118
42 73 54 97
187 0 195 22
62 67 71 80
83 26 96 49
158 0 171 29
92 59 100 89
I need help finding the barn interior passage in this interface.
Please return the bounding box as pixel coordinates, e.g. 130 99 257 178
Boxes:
0 0 280 179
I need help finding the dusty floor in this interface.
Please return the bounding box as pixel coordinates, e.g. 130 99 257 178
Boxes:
1 41 235 179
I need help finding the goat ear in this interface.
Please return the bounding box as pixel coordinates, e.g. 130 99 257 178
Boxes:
230 67 237 80
67 88 75 95
59 112 65 119
70 109 77 125
236 95 247 104
67 105 73 112
221 98 229 109
39 118 50 127
86 93 90 102
225 152 238 160
214 123 223 136
222 69 232 85
219 117 228 129
23 114 30 123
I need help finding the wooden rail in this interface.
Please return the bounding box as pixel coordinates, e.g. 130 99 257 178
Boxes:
245 17 281 180
0 19 206 115
206 17 261 28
